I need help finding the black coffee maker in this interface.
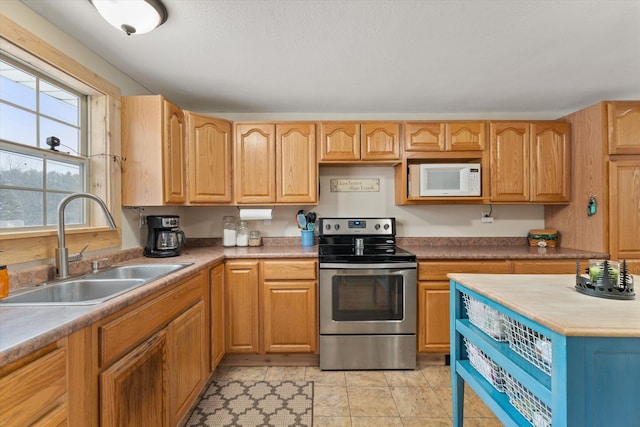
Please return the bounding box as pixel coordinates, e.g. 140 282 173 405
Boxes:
144 215 186 258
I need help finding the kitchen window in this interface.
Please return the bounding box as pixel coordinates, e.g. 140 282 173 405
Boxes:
0 16 122 265
0 54 89 230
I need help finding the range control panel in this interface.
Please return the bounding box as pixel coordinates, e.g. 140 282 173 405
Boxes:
318 217 395 236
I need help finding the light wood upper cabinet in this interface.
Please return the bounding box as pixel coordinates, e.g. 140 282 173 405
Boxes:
608 101 640 154
320 122 360 161
490 121 570 203
122 95 186 206
276 123 318 204
530 122 571 203
609 160 640 260
320 121 401 162
185 112 233 204
235 123 276 204
361 122 401 160
405 121 485 152
235 122 317 205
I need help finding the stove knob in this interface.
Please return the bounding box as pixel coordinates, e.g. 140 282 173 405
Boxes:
383 224 390 230
374 224 381 230
325 223 331 230
334 224 340 230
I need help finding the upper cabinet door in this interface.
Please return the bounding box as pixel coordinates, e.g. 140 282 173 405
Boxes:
186 113 232 204
361 123 401 160
404 121 484 152
608 101 640 155
276 123 317 204
405 122 445 151
446 122 486 151
163 100 186 204
235 124 276 204
319 122 360 161
490 122 530 202
530 122 570 202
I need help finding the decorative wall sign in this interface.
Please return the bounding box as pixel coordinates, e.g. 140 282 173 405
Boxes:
330 178 380 192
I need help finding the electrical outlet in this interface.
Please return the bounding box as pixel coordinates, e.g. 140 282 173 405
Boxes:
481 216 494 223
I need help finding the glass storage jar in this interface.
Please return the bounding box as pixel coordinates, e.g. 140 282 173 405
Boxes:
236 220 249 247
249 230 262 247
223 216 237 247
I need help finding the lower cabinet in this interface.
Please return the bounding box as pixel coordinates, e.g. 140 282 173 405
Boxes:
100 331 168 427
418 261 509 353
262 259 317 353
224 258 317 354
98 271 208 427
0 339 68 427
210 263 225 370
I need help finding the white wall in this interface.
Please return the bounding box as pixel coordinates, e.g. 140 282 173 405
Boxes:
2 1 545 250
132 166 544 247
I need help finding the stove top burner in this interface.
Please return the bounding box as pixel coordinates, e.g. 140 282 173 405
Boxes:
318 217 416 263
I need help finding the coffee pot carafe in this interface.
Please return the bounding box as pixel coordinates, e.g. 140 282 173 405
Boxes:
144 215 186 258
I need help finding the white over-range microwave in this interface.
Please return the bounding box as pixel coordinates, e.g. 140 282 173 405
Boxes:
409 163 481 197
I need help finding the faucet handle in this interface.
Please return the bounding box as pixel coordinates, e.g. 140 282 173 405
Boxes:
92 258 109 273
68 244 89 262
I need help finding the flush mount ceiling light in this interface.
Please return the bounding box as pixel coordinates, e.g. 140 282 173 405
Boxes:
89 0 168 35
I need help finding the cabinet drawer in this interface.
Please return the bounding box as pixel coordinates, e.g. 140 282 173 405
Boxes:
262 260 317 280
0 344 67 427
99 271 205 368
419 260 509 281
511 260 578 274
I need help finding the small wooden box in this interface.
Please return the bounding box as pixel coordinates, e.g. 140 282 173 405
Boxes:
528 229 558 247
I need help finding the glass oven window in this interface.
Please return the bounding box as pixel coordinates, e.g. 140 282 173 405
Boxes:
332 274 404 321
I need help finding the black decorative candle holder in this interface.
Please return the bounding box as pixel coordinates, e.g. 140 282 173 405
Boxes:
575 259 635 300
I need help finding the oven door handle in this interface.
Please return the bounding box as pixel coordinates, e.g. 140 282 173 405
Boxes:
320 262 417 269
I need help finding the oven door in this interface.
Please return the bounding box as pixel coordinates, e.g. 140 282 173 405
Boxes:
319 263 417 335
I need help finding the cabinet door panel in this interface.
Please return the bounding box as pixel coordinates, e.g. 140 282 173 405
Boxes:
418 283 450 352
277 123 317 203
320 122 360 161
187 113 232 203
235 124 276 203
362 122 401 160
163 100 186 204
609 161 640 259
225 261 260 353
100 331 167 427
446 122 485 151
0 345 67 427
531 122 570 202
418 260 509 281
608 101 640 154
210 264 225 370
490 122 530 202
169 301 207 425
511 260 578 274
263 281 317 353
405 122 445 151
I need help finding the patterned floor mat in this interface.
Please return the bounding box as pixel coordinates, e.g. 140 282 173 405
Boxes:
185 380 313 427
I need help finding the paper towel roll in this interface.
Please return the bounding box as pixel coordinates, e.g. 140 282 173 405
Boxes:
239 208 273 220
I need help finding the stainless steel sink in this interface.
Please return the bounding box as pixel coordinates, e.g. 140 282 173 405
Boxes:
0 262 192 306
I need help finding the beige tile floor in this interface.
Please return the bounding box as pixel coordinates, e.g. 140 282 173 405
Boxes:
209 364 504 426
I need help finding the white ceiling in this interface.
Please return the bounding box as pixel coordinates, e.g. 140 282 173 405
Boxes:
19 0 640 117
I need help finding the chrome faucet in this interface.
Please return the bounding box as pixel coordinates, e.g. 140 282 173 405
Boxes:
56 192 117 279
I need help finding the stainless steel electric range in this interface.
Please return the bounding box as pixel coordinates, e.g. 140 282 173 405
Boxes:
318 217 417 370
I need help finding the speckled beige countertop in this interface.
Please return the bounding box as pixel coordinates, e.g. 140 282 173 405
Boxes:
0 240 607 366
0 245 316 365
449 273 639 337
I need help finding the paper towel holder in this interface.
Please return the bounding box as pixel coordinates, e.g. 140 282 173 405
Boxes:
237 207 274 221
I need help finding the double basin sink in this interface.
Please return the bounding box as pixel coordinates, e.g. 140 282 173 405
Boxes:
0 263 192 306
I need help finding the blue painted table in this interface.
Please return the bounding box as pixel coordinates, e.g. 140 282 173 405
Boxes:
449 273 640 427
